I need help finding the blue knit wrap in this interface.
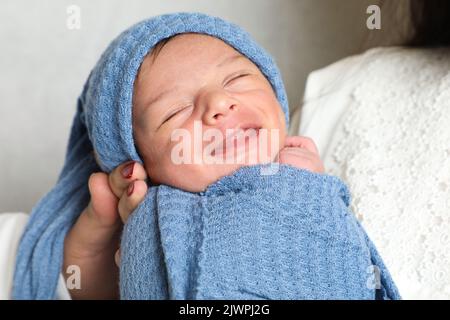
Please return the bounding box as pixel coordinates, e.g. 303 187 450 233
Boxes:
12 12 399 300
121 164 400 299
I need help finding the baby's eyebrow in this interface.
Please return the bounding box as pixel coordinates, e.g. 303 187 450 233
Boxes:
216 54 247 68
143 87 180 109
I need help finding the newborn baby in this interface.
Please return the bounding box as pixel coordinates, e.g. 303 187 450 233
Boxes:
13 13 400 300
132 33 323 191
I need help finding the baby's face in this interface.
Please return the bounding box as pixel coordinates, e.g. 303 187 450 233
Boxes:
132 33 286 192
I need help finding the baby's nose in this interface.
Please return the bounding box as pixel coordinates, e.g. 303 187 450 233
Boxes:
200 89 239 125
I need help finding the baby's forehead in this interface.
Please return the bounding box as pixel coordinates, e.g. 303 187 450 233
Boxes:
144 33 250 68
136 34 258 87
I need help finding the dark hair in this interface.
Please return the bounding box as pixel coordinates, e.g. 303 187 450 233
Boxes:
149 36 175 62
407 0 450 47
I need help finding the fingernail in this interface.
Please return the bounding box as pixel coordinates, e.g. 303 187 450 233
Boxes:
121 161 135 179
127 181 135 197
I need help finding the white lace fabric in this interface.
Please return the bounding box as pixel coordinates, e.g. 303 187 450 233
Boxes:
301 47 450 299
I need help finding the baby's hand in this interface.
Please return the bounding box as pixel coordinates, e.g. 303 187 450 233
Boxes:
63 161 148 299
277 136 325 173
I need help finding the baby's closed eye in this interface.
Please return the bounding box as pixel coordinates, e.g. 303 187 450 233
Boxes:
163 104 193 124
224 72 251 85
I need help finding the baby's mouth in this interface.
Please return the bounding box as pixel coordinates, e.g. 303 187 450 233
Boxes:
210 125 262 157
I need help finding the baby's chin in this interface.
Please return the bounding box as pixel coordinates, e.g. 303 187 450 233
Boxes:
148 132 285 192
159 165 244 193
157 154 279 193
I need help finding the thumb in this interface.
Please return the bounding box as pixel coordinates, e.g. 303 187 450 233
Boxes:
66 173 122 256
87 172 121 227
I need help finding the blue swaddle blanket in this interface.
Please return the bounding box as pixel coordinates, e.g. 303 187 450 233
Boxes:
121 164 400 299
12 12 400 299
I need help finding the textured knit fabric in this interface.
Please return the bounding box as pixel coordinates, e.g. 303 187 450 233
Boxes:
121 164 400 299
12 12 399 300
